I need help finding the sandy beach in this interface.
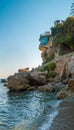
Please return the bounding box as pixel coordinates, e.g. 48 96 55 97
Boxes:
50 98 74 130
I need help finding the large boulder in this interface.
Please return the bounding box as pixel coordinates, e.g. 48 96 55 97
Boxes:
29 71 47 86
38 83 55 92
56 78 74 99
7 72 31 91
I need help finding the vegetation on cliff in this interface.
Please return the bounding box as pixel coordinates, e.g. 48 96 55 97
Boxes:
51 17 74 51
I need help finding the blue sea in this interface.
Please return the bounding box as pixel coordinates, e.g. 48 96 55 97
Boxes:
0 79 61 130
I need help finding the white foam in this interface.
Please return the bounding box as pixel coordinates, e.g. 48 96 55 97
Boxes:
39 111 58 130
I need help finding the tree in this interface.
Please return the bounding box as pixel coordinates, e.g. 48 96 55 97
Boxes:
70 1 74 16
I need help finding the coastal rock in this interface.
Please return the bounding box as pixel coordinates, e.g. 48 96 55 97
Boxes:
54 54 71 79
56 78 74 99
7 70 47 91
29 71 47 86
1 79 7 83
56 91 68 99
7 72 31 91
54 81 65 92
38 83 55 92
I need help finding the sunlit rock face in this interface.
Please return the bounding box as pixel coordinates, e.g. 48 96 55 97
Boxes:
7 72 30 91
18 67 29 73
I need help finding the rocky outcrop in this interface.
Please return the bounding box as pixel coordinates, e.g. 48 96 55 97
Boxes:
38 83 55 92
7 70 47 91
1 79 7 83
56 78 74 99
6 52 74 100
18 67 29 73
29 71 47 86
54 53 72 78
7 72 31 91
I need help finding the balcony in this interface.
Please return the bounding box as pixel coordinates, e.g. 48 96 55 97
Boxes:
39 32 50 51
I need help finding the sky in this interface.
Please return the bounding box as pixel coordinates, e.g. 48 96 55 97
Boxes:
0 0 73 78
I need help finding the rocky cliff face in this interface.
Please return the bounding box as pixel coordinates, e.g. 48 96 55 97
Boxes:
6 52 74 99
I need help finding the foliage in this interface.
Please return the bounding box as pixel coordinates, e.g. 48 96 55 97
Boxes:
42 62 56 72
38 62 56 73
47 62 56 71
46 71 56 78
51 17 74 50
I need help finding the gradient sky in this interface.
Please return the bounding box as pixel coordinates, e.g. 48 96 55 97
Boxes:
0 0 73 78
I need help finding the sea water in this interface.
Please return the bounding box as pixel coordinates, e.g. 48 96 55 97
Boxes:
0 80 61 130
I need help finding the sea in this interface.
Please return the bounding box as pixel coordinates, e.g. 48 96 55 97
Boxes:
0 79 62 130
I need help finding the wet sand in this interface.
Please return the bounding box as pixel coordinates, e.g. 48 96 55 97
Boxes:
50 100 74 130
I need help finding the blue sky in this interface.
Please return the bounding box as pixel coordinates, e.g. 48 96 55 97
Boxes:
0 0 73 78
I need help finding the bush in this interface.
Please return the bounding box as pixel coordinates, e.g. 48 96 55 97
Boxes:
42 62 56 72
38 62 56 73
37 67 44 72
47 62 56 71
46 71 56 78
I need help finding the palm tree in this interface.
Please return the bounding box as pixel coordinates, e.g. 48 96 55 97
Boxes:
70 1 74 16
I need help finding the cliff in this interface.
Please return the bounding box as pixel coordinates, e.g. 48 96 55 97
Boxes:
39 17 74 64
6 17 74 99
6 52 74 99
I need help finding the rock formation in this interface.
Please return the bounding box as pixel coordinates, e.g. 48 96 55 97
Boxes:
6 52 74 99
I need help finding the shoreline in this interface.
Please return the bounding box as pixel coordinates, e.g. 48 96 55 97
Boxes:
49 98 74 130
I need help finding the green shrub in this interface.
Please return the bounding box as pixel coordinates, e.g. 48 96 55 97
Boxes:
38 62 56 73
42 62 56 72
47 62 56 71
43 65 48 71
46 71 56 78
37 67 44 72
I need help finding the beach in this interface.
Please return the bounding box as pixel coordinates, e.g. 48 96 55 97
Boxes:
50 98 74 130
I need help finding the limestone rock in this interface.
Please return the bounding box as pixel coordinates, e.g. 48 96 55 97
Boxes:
29 71 47 86
38 83 55 92
7 72 31 91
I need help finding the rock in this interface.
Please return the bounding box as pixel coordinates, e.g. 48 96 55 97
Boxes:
68 78 74 92
56 91 68 99
38 83 55 92
1 79 7 83
7 72 31 91
68 55 74 78
61 78 69 85
18 67 29 73
56 79 74 99
52 81 65 92
29 71 47 86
